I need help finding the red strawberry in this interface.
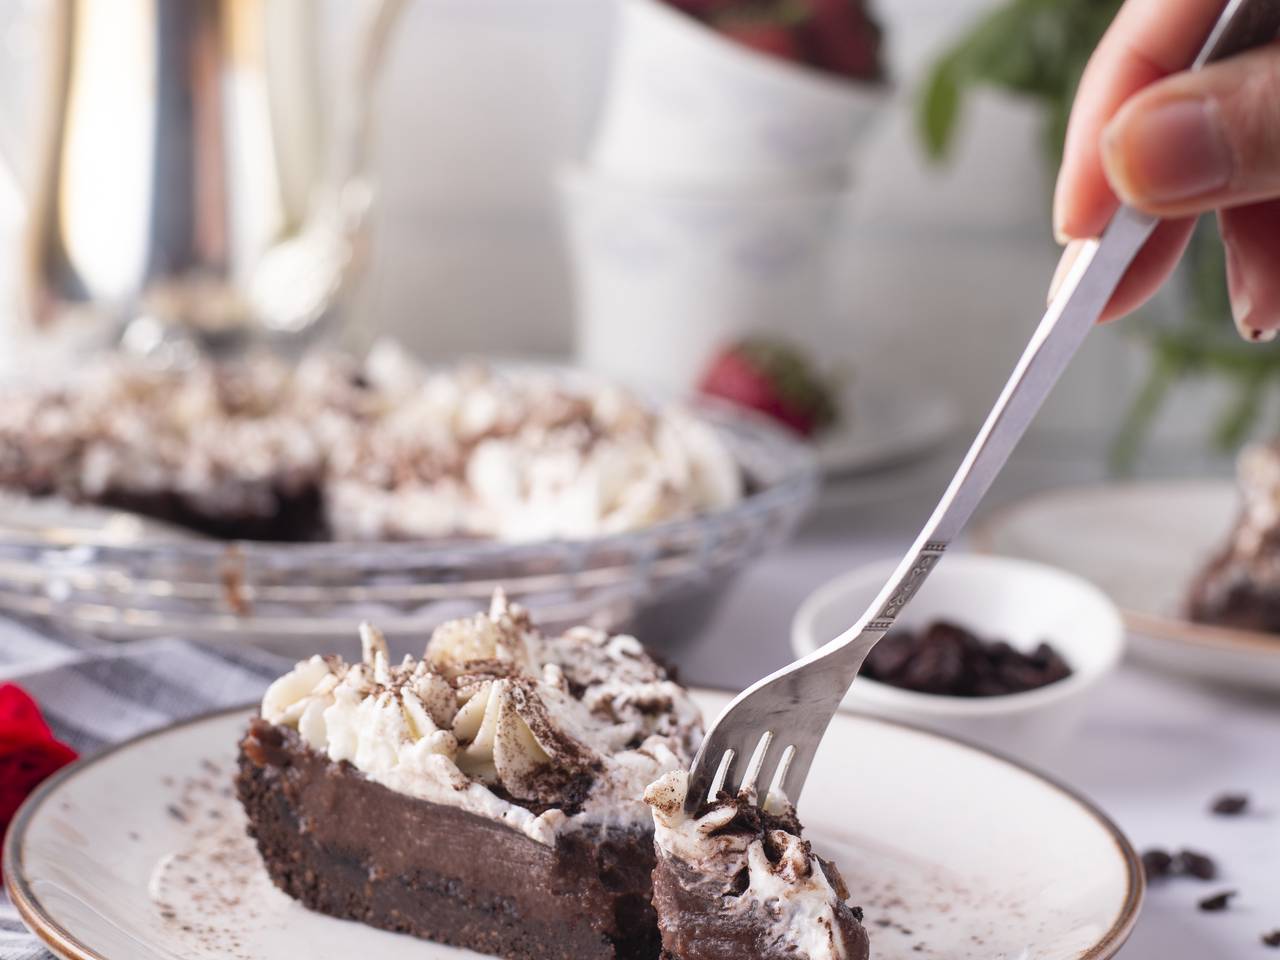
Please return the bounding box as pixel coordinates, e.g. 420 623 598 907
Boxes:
795 0 884 81
718 19 805 62
698 338 839 438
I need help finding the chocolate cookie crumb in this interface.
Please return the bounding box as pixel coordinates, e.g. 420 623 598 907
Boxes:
1177 850 1219 881
1210 793 1250 816
1198 890 1236 912
1262 930 1280 948
166 804 189 823
1141 848 1174 880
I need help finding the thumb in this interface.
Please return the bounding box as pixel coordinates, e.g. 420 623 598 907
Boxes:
1099 44 1280 217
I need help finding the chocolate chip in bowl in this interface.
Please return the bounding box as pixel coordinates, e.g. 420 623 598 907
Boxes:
864 620 1073 697
791 553 1125 766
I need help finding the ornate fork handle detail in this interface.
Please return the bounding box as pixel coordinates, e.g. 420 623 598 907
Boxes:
867 542 946 631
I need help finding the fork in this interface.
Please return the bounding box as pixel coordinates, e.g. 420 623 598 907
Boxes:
684 0 1280 815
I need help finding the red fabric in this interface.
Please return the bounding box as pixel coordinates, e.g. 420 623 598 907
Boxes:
0 684 78 878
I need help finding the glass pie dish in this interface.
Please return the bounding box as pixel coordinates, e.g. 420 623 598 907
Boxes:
0 402 817 658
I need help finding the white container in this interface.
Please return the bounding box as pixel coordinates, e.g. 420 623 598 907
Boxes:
560 165 844 395
791 554 1126 768
590 0 885 188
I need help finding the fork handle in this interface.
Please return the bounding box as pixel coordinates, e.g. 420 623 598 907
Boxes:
853 208 1154 639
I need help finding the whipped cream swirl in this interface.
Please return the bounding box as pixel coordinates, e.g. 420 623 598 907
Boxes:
645 771 864 960
1231 442 1280 562
260 591 701 843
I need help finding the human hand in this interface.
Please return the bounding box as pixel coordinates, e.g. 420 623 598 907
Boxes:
1051 0 1280 341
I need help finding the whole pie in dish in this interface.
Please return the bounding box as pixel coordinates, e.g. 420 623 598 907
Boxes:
236 591 702 959
0 343 743 543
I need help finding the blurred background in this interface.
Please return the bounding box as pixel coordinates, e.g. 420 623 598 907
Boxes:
0 0 1268 470
2 9 1279 956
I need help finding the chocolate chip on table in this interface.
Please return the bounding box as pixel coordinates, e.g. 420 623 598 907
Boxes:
864 620 1073 697
1141 849 1175 881
1177 850 1219 881
1198 890 1237 912
1262 930 1280 948
1210 793 1250 816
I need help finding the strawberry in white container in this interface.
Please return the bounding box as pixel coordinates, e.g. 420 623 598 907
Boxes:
589 0 887 188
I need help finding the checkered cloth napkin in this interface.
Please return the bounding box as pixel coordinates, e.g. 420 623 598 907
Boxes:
0 614 291 960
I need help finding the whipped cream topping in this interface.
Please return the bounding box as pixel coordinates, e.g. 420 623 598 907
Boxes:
1233 443 1280 560
645 771 859 960
325 355 743 541
0 342 743 542
260 591 701 844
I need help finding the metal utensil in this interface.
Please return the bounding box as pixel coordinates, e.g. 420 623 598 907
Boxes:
684 0 1280 814
0 0 405 359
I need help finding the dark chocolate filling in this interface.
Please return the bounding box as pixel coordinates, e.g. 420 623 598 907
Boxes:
236 718 660 960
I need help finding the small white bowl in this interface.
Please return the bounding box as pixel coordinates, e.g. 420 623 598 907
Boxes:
791 553 1125 767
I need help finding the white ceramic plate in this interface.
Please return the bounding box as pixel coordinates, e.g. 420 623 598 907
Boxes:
974 480 1280 691
790 555 1125 765
5 691 1141 960
817 390 956 477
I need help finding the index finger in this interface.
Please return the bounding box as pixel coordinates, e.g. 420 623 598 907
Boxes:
1053 0 1229 241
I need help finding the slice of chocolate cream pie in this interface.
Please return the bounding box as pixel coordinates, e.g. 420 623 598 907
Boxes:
236 592 701 959
643 771 870 960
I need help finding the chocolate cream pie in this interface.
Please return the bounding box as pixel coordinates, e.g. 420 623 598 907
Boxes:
643 771 869 960
1189 442 1280 633
236 592 702 959
0 343 742 542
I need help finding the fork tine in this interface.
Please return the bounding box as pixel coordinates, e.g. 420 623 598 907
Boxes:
774 740 820 801
718 731 761 798
764 744 797 808
748 734 792 806
736 730 774 798
707 748 735 799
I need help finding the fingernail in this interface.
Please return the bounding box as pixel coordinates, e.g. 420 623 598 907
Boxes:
1224 237 1276 342
1051 181 1069 245
1048 239 1089 304
1102 99 1233 205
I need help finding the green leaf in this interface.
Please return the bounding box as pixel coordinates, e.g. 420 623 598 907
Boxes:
919 55 964 161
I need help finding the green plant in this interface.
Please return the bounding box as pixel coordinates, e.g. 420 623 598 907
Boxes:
917 0 1280 471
